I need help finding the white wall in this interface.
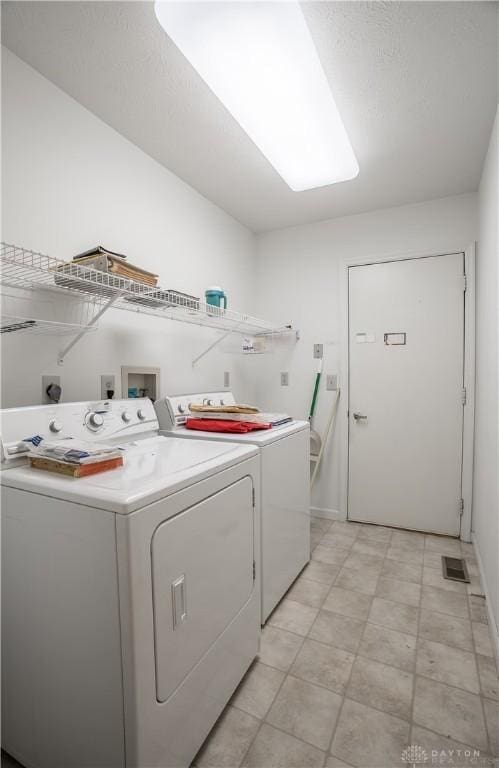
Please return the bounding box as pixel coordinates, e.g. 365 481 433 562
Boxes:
255 193 478 516
1 48 257 408
1 52 490 583
473 105 499 648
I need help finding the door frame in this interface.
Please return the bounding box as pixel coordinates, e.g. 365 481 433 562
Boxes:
338 243 476 542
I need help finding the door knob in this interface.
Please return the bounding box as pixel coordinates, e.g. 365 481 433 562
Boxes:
353 412 367 421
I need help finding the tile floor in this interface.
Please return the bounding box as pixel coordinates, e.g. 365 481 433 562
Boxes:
195 518 499 768
2 519 498 768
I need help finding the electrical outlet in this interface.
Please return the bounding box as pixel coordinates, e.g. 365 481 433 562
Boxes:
313 344 323 359
281 372 289 386
42 375 61 404
326 374 338 391
101 374 116 400
224 371 230 388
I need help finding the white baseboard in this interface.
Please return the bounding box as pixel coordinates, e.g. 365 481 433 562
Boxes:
310 507 345 521
471 532 499 665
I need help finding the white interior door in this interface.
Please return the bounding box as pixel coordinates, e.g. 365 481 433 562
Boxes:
348 254 465 535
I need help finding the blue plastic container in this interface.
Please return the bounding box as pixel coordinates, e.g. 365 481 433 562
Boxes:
205 286 227 311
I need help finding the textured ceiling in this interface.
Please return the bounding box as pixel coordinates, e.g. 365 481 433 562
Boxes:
2 1 498 232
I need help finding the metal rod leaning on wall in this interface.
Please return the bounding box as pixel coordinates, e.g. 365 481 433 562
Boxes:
310 388 341 488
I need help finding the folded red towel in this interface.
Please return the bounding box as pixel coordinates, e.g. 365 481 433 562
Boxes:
185 418 271 433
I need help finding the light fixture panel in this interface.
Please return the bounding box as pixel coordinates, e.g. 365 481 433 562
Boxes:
155 1 359 191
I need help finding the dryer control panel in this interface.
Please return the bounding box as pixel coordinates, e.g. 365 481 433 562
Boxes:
0 398 158 466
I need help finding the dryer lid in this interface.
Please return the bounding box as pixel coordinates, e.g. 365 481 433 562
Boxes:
161 419 310 445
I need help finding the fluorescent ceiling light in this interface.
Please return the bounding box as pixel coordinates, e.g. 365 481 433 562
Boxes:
154 1 359 191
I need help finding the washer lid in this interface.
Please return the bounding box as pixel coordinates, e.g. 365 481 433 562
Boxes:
0 435 258 514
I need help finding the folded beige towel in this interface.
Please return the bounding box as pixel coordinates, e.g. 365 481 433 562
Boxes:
189 404 260 414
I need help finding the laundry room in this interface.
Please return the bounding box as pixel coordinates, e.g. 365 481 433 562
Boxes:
0 3 498 768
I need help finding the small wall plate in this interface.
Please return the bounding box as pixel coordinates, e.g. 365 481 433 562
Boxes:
101 374 116 400
313 344 323 359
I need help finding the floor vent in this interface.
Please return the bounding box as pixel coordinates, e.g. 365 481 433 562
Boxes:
442 556 470 583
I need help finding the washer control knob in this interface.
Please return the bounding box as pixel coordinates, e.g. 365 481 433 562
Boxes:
207 399 214 406
137 409 146 421
178 404 185 414
122 411 132 423
88 412 104 428
219 399 224 406
49 420 63 433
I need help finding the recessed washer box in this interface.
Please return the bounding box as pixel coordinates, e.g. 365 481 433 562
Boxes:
121 366 160 401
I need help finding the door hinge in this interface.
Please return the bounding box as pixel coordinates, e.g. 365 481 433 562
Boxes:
459 498 465 516
463 274 467 292
252 487 256 507
252 560 256 581
462 387 467 405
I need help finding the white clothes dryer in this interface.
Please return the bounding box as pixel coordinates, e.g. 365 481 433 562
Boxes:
1 398 260 768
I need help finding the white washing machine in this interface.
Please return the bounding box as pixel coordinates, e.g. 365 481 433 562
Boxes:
1 398 261 768
155 392 310 622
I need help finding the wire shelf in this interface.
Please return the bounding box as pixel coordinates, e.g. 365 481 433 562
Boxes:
0 242 291 337
0 242 298 363
0 314 98 337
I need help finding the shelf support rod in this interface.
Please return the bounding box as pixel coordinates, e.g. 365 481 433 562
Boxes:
57 294 121 365
192 322 245 367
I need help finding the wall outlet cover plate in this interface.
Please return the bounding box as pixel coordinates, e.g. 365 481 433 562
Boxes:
326 374 338 391
101 374 116 399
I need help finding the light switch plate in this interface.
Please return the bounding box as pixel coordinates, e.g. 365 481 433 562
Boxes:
326 374 338 391
101 375 116 399
281 372 289 386
224 371 230 388
42 375 61 404
313 344 323 359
